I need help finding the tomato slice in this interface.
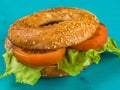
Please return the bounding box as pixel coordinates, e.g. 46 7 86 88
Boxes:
70 23 108 50
12 45 66 67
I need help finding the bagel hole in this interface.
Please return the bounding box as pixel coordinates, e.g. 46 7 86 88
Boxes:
40 20 63 26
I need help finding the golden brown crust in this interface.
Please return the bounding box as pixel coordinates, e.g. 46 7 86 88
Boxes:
5 38 92 77
8 7 99 50
41 65 68 77
41 61 92 78
5 37 12 51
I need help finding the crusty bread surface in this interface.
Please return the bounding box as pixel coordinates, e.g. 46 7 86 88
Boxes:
8 7 99 50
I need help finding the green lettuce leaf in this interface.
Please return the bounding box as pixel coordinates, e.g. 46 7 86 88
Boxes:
57 49 100 76
0 50 43 85
57 49 84 76
102 37 120 55
57 37 120 76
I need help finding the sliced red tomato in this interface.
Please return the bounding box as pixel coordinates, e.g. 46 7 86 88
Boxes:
70 23 108 50
12 45 66 67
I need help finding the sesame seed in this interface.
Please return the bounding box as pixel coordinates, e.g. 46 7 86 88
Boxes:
53 45 57 48
25 39 28 42
42 38 45 40
33 41 35 44
46 46 50 49
59 74 63 77
46 14 52 18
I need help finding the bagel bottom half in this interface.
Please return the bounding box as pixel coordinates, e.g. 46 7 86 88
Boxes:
5 38 92 78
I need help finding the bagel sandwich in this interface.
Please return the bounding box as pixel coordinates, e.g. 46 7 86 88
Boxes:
1 7 120 85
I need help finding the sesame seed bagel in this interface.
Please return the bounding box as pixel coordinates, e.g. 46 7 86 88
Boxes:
5 37 92 77
8 7 99 50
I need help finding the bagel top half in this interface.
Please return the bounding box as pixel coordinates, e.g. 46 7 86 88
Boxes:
8 7 99 50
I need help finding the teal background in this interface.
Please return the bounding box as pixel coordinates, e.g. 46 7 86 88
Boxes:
0 0 120 90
